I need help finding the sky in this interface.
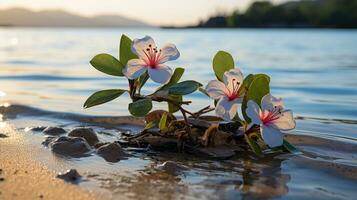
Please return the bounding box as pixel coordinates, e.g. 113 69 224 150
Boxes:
0 0 288 26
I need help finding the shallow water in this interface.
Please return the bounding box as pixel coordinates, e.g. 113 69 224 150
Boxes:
0 28 357 199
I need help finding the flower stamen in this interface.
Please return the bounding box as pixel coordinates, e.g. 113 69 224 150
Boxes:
260 106 282 125
225 79 241 101
141 44 162 69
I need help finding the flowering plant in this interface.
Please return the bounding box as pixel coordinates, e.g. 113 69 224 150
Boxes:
84 34 297 157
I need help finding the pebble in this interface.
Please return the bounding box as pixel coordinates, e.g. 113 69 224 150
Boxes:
0 133 7 138
94 142 109 149
42 127 66 136
50 136 91 156
156 161 188 175
56 169 81 183
28 126 47 132
68 127 99 146
96 143 129 162
42 136 57 146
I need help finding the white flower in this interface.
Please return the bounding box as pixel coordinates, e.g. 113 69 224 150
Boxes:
246 94 296 147
123 36 180 84
205 68 244 121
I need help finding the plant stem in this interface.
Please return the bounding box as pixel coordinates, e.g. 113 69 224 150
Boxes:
132 94 214 142
178 106 193 142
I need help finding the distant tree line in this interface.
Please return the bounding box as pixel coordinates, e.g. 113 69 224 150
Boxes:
197 0 357 28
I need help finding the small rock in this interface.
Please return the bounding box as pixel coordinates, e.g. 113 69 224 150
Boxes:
57 169 81 183
156 161 188 175
50 136 91 156
42 136 57 146
68 127 99 146
0 177 4 181
94 142 109 149
28 126 47 132
96 143 129 162
42 127 66 136
142 135 178 150
0 133 8 138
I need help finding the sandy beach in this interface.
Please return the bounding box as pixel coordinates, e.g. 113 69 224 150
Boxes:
0 124 97 200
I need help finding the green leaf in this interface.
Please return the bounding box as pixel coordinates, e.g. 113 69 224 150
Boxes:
156 67 185 92
212 51 234 81
242 74 270 122
244 134 263 157
90 54 124 76
240 74 254 92
84 89 126 109
168 80 202 96
120 34 138 66
128 98 152 117
283 139 300 154
198 87 209 97
144 120 157 130
168 95 182 113
137 71 149 93
159 112 168 131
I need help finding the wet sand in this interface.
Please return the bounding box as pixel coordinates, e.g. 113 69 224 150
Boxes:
0 104 357 199
0 125 97 200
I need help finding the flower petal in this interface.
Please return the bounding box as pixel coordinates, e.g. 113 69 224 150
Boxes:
261 125 284 147
261 93 284 111
272 110 296 131
131 36 156 58
246 100 262 125
205 80 227 100
123 59 147 80
223 68 244 91
158 43 180 63
215 97 239 121
148 64 173 84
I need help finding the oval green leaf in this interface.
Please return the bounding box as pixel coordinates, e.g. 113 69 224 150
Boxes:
244 134 263 157
159 112 168 131
168 95 182 113
120 34 138 66
137 71 149 93
90 53 124 76
128 98 153 117
242 74 270 122
156 67 185 92
283 139 300 154
213 51 234 81
84 89 126 109
168 80 202 96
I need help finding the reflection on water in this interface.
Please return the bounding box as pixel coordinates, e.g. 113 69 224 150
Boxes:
0 104 357 199
1 28 357 199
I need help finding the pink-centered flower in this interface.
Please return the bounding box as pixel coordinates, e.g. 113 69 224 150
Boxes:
246 94 296 147
205 68 244 121
123 36 180 84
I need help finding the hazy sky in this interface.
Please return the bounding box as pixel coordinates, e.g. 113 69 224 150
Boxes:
0 0 288 26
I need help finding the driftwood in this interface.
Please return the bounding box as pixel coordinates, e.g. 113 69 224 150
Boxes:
121 113 248 160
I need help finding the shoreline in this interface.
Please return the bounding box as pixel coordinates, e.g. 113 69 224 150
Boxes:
0 124 98 200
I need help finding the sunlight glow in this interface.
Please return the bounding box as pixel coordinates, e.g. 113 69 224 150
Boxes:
0 91 6 97
0 0 290 26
